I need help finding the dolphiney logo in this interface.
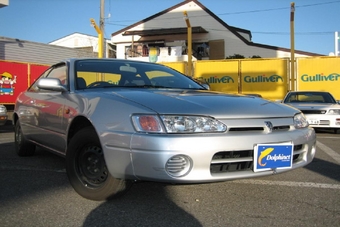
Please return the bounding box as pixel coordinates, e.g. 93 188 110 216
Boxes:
244 75 283 83
258 148 274 166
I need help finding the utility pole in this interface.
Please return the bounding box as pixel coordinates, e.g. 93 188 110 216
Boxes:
183 11 192 77
100 0 105 58
335 31 339 56
90 0 105 58
290 2 295 91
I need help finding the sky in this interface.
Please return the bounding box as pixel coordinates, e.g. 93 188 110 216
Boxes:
1 0 339 55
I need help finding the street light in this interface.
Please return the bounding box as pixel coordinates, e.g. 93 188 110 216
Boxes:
90 18 104 58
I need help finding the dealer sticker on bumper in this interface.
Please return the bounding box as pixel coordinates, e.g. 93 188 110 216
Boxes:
254 142 293 172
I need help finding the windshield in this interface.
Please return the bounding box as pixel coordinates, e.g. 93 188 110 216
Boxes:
74 59 204 90
284 92 336 104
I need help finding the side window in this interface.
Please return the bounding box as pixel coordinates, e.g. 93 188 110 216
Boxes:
47 65 67 86
28 64 67 92
28 68 53 92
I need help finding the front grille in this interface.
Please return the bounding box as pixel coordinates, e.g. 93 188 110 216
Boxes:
273 125 290 130
301 110 325 114
210 144 303 174
228 125 290 132
229 127 263 132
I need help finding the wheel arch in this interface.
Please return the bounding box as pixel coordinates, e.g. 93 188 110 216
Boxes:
67 116 95 147
12 112 18 125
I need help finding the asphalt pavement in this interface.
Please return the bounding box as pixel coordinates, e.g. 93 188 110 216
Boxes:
0 121 339 227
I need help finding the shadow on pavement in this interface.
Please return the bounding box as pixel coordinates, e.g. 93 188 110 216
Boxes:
1 123 338 226
0 135 202 226
0 120 14 133
305 157 340 182
83 182 202 227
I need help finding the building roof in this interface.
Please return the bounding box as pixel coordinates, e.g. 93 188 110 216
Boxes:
111 0 322 57
0 0 8 8
122 26 208 37
49 32 110 44
0 36 97 65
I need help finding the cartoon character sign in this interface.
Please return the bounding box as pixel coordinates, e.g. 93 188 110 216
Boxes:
0 72 17 95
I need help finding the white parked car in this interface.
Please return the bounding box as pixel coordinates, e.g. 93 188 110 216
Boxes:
282 91 340 133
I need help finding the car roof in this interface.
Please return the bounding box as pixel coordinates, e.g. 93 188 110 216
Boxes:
289 91 330 94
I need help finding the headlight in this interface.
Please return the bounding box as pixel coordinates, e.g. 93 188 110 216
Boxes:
161 115 227 133
327 109 340 115
294 113 309 129
0 107 6 113
132 115 227 133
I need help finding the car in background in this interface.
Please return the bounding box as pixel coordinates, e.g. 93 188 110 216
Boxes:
13 58 316 201
282 91 340 133
0 104 8 126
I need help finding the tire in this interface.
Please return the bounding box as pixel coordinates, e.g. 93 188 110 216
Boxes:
14 120 36 156
334 129 340 134
66 127 133 201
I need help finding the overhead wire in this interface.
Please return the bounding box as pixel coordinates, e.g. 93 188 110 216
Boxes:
104 0 340 36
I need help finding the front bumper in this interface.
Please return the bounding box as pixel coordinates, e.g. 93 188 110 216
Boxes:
305 114 340 128
103 127 316 183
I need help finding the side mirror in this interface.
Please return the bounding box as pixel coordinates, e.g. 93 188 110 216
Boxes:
201 83 210 90
192 78 210 90
37 78 68 92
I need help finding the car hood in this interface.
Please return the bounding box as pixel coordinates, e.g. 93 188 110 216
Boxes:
103 89 299 118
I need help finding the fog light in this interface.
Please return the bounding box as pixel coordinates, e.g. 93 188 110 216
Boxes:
165 155 192 177
335 119 340 125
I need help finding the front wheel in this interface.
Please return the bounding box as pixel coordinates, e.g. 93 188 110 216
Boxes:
66 127 133 201
14 119 36 156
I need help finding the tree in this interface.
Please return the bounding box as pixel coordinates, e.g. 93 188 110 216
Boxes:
225 54 261 59
225 54 245 59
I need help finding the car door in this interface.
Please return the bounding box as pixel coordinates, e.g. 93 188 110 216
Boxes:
25 63 68 153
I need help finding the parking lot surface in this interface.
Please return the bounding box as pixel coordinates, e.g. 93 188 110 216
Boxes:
0 122 339 227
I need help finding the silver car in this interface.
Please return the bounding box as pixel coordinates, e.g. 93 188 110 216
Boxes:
0 104 8 126
282 91 340 134
14 58 316 201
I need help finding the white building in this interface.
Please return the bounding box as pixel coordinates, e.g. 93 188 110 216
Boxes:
0 0 8 8
110 0 321 62
49 0 321 62
0 36 97 65
49 32 116 58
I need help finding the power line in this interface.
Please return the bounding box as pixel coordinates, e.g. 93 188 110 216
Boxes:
104 0 340 36
218 0 340 15
252 31 335 36
107 0 340 23
105 21 336 37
